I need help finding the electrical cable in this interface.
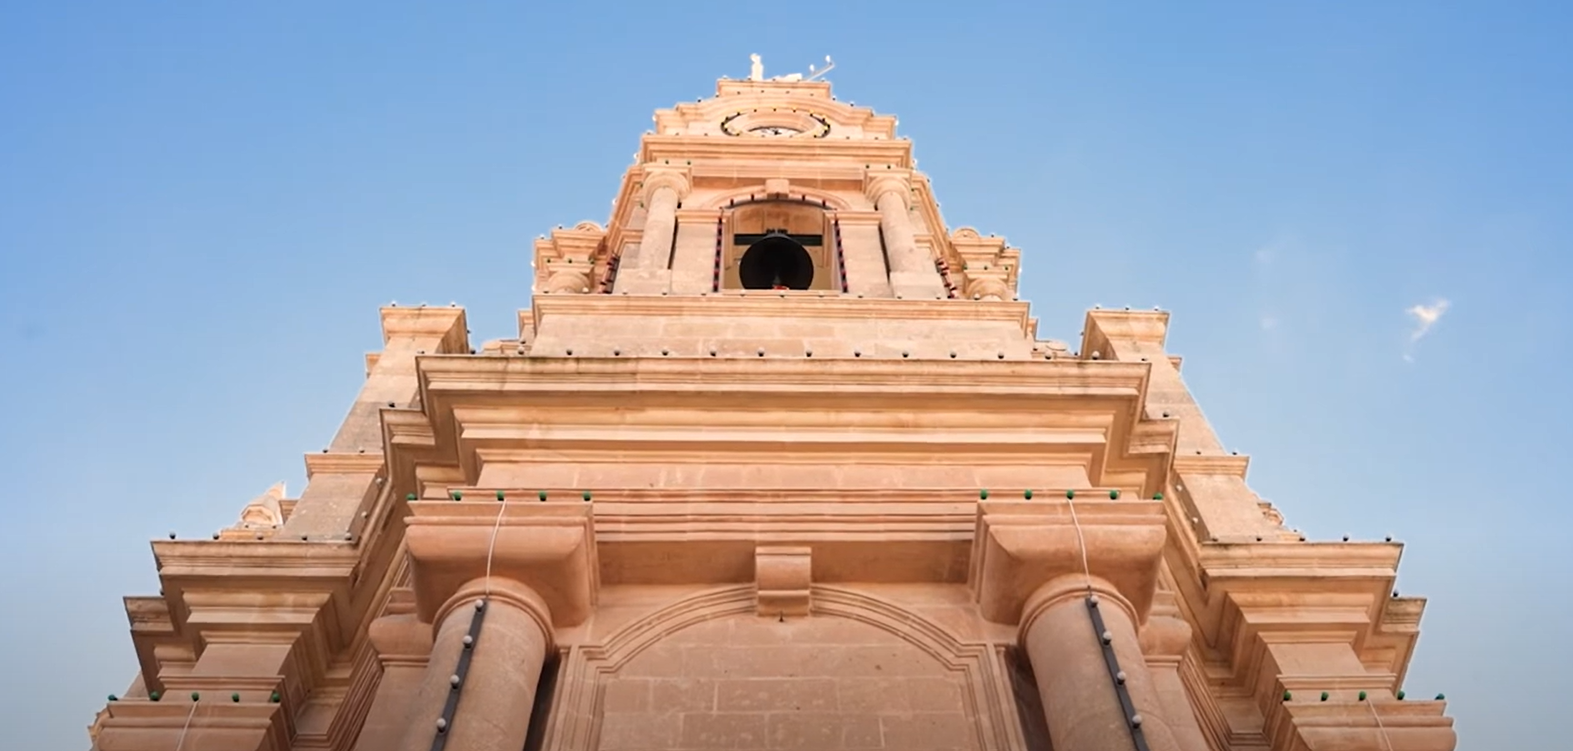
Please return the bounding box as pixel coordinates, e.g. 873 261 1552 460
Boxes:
172 700 198 751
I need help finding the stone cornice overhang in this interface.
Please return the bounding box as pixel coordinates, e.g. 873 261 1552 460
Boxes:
145 540 361 689
528 293 1035 333
638 135 913 170
1165 535 1418 692
393 354 1175 497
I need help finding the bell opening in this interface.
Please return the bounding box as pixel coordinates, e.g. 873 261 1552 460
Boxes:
739 233 815 290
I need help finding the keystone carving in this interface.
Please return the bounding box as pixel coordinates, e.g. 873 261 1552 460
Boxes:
755 546 812 618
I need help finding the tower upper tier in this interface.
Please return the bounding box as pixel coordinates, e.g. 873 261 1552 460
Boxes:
530 76 1021 304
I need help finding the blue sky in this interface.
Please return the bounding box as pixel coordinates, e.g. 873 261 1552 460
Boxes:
2 2 1568 748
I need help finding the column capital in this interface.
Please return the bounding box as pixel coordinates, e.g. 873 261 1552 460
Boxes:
863 171 912 206
543 268 592 294
432 576 554 649
368 613 434 667
965 276 1012 301
968 499 1167 625
1019 573 1139 643
404 501 598 627
640 166 692 203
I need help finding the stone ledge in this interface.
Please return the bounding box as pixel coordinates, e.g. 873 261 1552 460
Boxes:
94 700 292 751
302 452 384 479
1265 699 1457 751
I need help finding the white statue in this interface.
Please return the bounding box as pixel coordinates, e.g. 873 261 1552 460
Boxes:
749 53 764 81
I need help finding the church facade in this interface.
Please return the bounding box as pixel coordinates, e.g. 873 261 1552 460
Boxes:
88 69 1457 751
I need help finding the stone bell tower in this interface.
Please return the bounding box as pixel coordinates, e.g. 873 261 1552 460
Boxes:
88 63 1456 751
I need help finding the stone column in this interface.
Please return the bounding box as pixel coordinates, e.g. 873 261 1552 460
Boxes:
399 578 553 751
636 185 680 270
865 175 946 298
615 169 690 294
1020 575 1182 751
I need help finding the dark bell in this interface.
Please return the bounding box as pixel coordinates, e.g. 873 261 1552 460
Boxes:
739 232 814 290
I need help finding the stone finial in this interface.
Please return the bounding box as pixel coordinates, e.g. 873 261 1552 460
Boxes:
238 482 286 527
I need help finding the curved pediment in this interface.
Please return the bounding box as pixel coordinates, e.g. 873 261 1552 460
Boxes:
653 79 898 141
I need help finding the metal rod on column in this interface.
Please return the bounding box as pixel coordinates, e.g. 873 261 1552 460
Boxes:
833 217 848 294
430 599 489 751
1087 596 1151 751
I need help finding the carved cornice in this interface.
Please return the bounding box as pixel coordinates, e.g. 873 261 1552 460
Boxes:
92 701 293 751
639 136 912 171
968 499 1168 624
1171 454 1251 478
530 291 1034 327
1265 699 1457 751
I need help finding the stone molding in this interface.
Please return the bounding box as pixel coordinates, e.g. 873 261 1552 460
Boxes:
696 184 856 211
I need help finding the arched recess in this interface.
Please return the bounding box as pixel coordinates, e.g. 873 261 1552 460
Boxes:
697 185 855 212
541 585 1030 750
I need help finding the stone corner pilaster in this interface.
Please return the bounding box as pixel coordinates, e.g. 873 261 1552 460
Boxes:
379 306 469 354
1083 308 1171 358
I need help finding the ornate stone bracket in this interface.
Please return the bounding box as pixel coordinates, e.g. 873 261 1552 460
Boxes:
968 499 1168 625
755 545 812 617
403 500 599 628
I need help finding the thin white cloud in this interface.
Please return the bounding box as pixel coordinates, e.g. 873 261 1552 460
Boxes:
1403 299 1450 362
1254 247 1275 266
1407 299 1450 342
1259 315 1278 331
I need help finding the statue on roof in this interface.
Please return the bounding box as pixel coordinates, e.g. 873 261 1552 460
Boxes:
746 54 835 83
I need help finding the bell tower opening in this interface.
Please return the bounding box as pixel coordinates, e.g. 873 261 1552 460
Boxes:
722 199 835 292
739 232 814 290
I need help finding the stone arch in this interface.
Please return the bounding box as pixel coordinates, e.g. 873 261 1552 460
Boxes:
697 185 855 212
544 585 1027 750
